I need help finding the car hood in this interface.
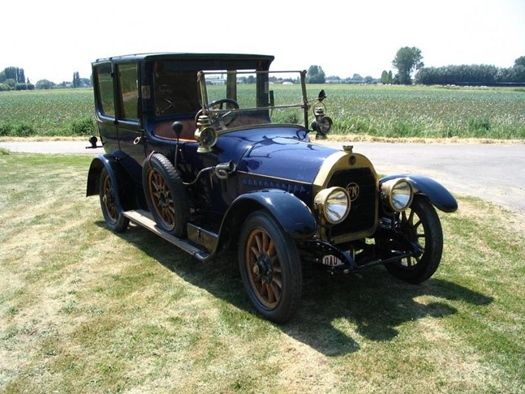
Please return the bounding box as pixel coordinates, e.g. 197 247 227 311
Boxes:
216 127 341 183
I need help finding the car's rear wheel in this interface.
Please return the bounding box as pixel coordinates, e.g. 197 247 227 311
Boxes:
142 153 189 237
99 167 129 232
238 210 302 323
385 196 443 284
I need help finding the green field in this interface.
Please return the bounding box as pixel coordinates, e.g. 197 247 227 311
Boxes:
317 85 525 139
0 89 94 137
1 85 524 139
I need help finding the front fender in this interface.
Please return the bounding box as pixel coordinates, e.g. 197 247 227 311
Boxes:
225 189 317 239
380 174 458 213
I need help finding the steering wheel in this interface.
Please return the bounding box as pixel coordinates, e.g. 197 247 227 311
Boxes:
208 99 239 127
157 98 176 115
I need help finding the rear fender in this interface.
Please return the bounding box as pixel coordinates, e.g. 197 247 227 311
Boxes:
86 154 134 212
380 174 458 212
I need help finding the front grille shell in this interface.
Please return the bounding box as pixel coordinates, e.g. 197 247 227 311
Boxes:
313 151 379 243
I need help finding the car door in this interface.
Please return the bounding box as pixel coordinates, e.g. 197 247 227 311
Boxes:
113 62 146 183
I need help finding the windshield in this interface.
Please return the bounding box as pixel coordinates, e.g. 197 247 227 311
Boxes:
197 70 309 128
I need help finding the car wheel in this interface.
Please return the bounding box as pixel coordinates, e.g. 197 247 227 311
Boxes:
238 210 302 323
142 153 190 237
99 167 129 232
385 196 443 284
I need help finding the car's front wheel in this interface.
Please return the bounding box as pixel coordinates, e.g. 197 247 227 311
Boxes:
238 210 302 323
385 196 443 284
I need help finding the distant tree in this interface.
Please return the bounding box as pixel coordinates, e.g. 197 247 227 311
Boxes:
36 79 55 89
380 70 388 84
18 69 25 83
392 47 424 85
307 65 326 84
72 71 82 88
4 79 16 89
351 73 363 82
1 67 26 84
15 83 34 90
381 70 394 84
4 67 18 80
515 56 525 68
325 75 341 84
513 66 525 82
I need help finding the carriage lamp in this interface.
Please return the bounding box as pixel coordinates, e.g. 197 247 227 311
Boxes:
311 107 333 139
381 179 414 212
194 114 218 153
314 187 351 224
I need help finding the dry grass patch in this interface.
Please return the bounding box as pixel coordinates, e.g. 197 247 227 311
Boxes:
1 153 524 393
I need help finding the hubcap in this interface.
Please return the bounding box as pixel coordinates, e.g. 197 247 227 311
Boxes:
253 253 273 284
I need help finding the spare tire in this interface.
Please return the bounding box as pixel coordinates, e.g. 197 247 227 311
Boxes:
142 153 190 237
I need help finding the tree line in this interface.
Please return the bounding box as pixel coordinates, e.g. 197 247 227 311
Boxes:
416 62 525 86
384 47 525 86
306 48 525 86
0 67 91 91
3 49 525 90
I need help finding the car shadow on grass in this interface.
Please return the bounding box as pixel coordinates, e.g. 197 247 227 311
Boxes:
289 267 493 355
105 222 493 357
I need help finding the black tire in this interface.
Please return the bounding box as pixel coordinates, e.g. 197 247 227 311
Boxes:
385 196 443 284
142 153 190 237
99 167 129 232
238 210 302 323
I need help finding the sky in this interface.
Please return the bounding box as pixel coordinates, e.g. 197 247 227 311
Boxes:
2 0 525 83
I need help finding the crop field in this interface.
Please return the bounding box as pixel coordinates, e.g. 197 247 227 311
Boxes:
0 85 524 139
309 85 525 139
0 89 94 137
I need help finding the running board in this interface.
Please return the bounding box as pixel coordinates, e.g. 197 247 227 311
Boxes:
123 210 210 260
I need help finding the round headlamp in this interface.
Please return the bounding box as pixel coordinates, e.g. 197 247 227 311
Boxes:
381 179 414 212
314 186 351 224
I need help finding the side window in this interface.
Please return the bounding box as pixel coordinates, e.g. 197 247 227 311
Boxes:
117 63 139 120
94 64 115 117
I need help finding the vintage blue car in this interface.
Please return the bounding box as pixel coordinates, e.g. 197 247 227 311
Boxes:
86 53 458 323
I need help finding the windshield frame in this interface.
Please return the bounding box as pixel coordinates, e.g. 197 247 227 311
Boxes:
196 69 310 131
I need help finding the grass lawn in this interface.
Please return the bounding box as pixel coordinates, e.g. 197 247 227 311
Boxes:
0 151 524 393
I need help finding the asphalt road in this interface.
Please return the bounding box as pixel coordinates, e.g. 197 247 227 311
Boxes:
1 140 524 214
322 141 525 215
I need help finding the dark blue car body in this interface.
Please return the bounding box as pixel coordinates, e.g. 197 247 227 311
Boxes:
86 53 457 323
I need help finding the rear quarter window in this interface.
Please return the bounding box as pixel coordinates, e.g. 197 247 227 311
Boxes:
94 64 115 117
